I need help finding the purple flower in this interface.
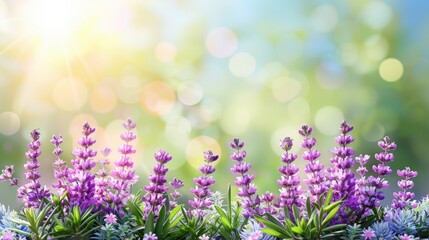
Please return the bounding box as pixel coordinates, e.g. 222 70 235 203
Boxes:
143 232 158 240
0 231 16 240
325 121 358 222
260 191 277 215
363 136 396 209
51 135 69 195
94 147 112 212
17 129 50 208
230 138 260 218
143 149 172 219
392 167 418 209
109 118 139 216
362 228 376 240
189 150 219 216
0 165 18 186
105 213 117 224
170 177 184 209
68 123 97 211
277 137 303 216
299 125 326 202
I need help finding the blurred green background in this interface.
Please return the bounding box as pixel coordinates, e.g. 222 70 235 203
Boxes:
0 0 428 209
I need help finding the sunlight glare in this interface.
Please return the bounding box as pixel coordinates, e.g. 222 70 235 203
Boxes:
25 0 87 43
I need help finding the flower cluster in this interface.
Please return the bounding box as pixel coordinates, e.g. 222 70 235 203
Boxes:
109 118 139 215
142 149 172 218
0 165 17 186
392 167 418 209
299 125 326 202
230 138 260 218
362 136 397 210
68 123 98 211
277 137 303 212
17 129 50 208
189 150 219 216
0 119 427 239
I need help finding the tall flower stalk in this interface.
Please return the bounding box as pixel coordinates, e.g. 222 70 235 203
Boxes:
94 147 112 211
170 178 184 209
362 136 396 209
143 149 172 219
230 138 260 218
110 118 138 216
68 123 97 211
299 125 326 202
325 121 357 222
17 129 50 208
277 137 303 213
51 135 69 195
189 150 218 217
392 167 417 209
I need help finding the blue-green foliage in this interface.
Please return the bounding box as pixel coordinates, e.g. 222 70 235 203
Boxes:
370 222 395 239
340 224 362 240
385 209 417 236
0 204 28 236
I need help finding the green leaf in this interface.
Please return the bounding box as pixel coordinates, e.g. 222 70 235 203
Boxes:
322 223 347 233
254 215 289 237
145 211 155 233
155 206 166 234
262 228 288 238
292 205 300 221
215 206 231 229
227 184 232 219
306 197 312 215
323 200 342 213
291 226 304 235
322 206 340 227
324 188 333 208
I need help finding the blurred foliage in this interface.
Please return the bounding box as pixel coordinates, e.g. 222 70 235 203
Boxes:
0 0 429 209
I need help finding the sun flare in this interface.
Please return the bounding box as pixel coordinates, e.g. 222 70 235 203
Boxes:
22 0 92 45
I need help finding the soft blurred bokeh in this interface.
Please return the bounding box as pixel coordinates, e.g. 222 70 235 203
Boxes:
1 0 429 209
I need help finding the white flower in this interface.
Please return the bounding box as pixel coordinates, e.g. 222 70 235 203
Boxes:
198 234 210 240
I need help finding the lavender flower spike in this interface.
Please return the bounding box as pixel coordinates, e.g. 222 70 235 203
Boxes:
17 129 50 208
230 137 260 218
363 136 396 209
299 125 326 202
325 121 357 222
0 165 18 186
277 137 303 213
143 149 172 219
68 123 97 211
109 118 139 216
189 150 218 216
170 177 184 209
51 135 69 195
94 147 112 212
392 167 418 209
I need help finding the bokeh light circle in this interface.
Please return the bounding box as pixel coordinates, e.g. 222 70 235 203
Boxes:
0 112 20 135
178 81 203 106
186 135 221 170
229 52 256 77
363 1 392 30
315 106 344 135
90 86 117 113
206 27 238 58
141 81 176 116
311 5 338 32
52 78 88 111
118 75 142 104
272 77 302 102
155 41 177 63
379 58 404 82
287 98 311 123
362 123 385 142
